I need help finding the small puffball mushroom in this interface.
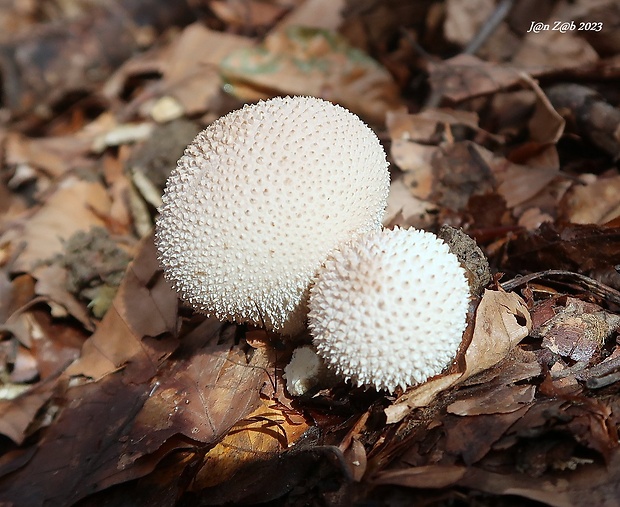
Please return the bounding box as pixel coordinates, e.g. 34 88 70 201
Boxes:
309 227 470 393
156 96 389 335
283 346 325 396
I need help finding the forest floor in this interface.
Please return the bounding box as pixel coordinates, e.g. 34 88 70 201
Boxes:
0 0 620 505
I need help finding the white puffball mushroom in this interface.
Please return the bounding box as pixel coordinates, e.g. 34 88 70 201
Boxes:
155 96 389 335
283 346 326 396
309 227 470 393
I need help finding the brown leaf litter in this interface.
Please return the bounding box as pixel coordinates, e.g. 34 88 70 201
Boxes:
1 0 620 505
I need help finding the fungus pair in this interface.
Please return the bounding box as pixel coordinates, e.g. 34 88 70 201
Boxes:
156 96 470 393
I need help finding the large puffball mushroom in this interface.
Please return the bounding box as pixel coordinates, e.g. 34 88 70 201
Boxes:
309 227 470 393
155 96 389 335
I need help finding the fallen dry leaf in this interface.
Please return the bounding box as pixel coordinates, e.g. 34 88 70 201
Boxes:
5 132 94 179
533 296 620 363
444 0 495 47
130 345 271 456
573 0 620 55
1 1 620 504
514 30 599 72
373 464 467 489
462 289 532 378
503 222 620 290
2 177 111 274
387 107 484 144
524 73 565 145
447 384 535 416
562 174 620 224
209 0 288 29
442 406 532 466
10 306 85 381
456 448 620 507
0 299 269 506
220 26 402 124
275 0 345 31
0 1 195 120
385 289 531 423
0 378 57 445
384 177 436 228
193 397 311 490
390 141 436 201
427 54 524 104
0 372 170 506
158 23 253 117
495 156 559 210
32 264 93 331
65 233 178 381
384 372 463 424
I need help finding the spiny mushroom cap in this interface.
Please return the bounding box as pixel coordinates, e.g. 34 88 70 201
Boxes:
309 227 470 392
155 96 389 335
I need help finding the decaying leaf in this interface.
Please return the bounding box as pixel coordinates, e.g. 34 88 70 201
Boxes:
0 279 269 507
503 222 620 291
514 30 599 72
447 384 535 416
462 289 532 378
384 372 463 424
5 132 94 179
546 83 620 159
1 177 112 274
0 378 57 445
443 406 533 466
444 0 495 47
129 344 271 457
373 464 467 489
157 23 253 117
533 297 620 363
220 26 402 123
276 0 345 31
65 233 178 381
455 447 620 507
426 54 525 104
32 264 93 330
193 397 311 490
1 1 620 504
562 174 620 225
386 289 531 423
523 73 565 145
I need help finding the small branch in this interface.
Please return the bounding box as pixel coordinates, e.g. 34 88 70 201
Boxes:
463 0 516 55
501 269 620 306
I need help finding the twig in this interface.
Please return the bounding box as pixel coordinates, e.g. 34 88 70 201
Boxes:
423 0 515 109
399 26 433 61
501 269 620 306
463 0 516 55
